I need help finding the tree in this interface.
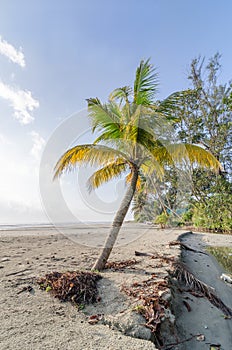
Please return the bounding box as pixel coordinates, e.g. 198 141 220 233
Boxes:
175 54 232 232
54 59 221 270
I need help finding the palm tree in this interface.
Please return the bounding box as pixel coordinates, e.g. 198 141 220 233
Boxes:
54 59 221 270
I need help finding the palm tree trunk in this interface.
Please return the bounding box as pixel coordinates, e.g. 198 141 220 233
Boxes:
92 166 139 271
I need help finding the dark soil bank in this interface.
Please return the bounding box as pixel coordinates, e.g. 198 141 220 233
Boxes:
171 232 232 350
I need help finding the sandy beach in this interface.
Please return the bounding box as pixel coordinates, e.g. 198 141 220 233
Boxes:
0 224 231 350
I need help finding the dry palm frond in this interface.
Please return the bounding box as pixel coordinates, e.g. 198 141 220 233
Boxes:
173 262 232 317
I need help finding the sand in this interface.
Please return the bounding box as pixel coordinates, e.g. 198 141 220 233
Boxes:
0 224 231 350
0 224 181 350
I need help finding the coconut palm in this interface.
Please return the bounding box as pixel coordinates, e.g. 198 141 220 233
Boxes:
54 59 221 270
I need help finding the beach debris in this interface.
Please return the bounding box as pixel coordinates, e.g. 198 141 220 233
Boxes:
182 300 191 312
209 344 221 349
172 262 232 317
88 314 103 324
121 275 170 334
196 334 205 341
17 285 34 294
135 251 176 263
105 259 138 270
188 290 204 298
169 241 208 255
37 270 102 306
220 273 232 284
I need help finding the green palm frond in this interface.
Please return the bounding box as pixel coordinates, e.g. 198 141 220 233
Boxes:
134 58 158 105
93 129 123 144
54 144 127 178
87 98 122 133
87 160 128 191
109 86 132 104
155 89 197 121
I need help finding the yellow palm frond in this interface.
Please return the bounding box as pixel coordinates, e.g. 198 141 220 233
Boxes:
87 160 128 191
54 144 127 178
151 143 221 172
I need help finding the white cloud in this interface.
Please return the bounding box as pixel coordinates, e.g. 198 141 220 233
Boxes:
30 131 45 160
0 81 39 124
0 35 25 67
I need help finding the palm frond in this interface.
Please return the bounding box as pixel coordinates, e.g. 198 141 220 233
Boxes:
149 143 221 172
93 128 123 144
54 144 127 178
87 98 122 133
109 86 132 104
173 262 232 317
134 59 158 105
167 144 222 171
87 160 128 191
155 89 197 120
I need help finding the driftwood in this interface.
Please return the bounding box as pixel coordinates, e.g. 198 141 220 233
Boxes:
135 251 156 257
169 241 208 255
173 262 232 317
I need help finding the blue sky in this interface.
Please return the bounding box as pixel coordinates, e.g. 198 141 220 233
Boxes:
0 0 231 224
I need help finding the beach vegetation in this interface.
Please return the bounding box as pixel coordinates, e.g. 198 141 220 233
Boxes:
154 212 169 229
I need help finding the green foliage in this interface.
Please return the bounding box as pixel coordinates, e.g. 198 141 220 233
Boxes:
154 212 169 228
207 246 232 274
46 285 52 292
192 197 232 233
181 208 194 224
